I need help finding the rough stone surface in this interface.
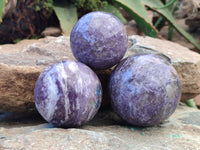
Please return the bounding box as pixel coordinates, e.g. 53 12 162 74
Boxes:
0 36 75 112
127 35 200 101
0 104 200 149
0 35 200 112
194 94 200 108
41 27 62 37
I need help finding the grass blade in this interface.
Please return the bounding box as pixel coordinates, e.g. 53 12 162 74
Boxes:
143 0 200 50
0 0 6 23
113 0 158 37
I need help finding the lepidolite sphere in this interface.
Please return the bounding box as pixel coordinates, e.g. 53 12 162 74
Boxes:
109 54 181 126
70 11 128 70
34 60 102 127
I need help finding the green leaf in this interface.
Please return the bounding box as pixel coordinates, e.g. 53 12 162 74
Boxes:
0 0 6 23
113 0 158 37
98 4 127 24
53 1 78 36
153 0 177 9
185 99 198 109
168 23 174 41
143 0 200 50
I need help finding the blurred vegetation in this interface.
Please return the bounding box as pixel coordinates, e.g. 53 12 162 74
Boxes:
185 99 198 109
0 0 6 23
0 0 59 44
0 0 200 50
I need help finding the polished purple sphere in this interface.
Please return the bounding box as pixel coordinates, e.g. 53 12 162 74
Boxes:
70 11 128 70
109 54 181 126
34 60 102 127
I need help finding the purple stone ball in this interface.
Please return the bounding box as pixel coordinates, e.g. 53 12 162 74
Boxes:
109 54 181 126
34 60 102 127
70 11 128 70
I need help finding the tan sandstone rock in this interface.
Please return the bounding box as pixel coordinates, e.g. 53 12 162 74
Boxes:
0 105 200 149
194 94 200 108
127 35 200 102
0 35 200 112
0 36 75 112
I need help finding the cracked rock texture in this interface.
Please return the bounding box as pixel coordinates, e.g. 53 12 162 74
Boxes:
0 36 200 112
0 105 200 149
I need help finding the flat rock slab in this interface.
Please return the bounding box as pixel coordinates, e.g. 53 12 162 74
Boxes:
0 36 200 112
0 105 200 149
127 35 200 101
0 36 75 112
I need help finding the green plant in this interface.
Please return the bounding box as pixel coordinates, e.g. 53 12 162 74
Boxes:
0 0 57 44
36 0 54 17
1 0 200 50
143 0 200 50
52 0 200 50
0 0 6 23
185 99 198 109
